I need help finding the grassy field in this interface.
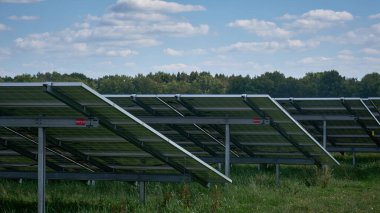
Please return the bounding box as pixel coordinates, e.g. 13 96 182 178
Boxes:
1 154 379 212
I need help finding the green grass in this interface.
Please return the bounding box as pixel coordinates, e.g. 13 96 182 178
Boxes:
1 154 380 212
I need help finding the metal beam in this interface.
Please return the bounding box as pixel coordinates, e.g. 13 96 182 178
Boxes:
46 135 114 173
341 99 380 146
225 124 230 178
289 100 338 147
242 96 320 165
0 117 99 128
139 181 145 203
130 96 218 157
0 138 64 172
175 95 256 158
275 164 280 185
327 147 380 152
137 116 270 125
38 127 45 213
201 157 315 165
0 171 192 182
44 85 210 187
292 115 356 121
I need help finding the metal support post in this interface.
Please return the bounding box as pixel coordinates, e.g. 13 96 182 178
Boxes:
139 181 145 203
225 124 230 178
352 152 356 167
275 164 280 185
323 120 327 148
217 163 222 171
38 127 46 213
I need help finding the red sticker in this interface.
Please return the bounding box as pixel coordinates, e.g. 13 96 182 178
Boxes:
75 118 86 126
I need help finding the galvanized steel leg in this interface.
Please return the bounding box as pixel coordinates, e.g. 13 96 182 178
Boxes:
352 152 356 167
275 164 280 185
323 120 327 148
139 181 145 203
38 127 46 213
225 124 230 178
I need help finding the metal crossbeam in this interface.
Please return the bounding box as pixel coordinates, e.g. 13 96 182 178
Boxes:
242 96 320 165
46 135 114 173
130 96 218 157
341 99 380 146
288 100 338 147
44 85 210 187
0 171 192 182
201 157 315 164
0 138 64 171
136 116 270 125
0 117 99 128
327 147 380 152
175 95 256 158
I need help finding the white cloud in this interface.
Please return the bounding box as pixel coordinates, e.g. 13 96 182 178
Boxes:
95 48 137 57
296 56 332 65
369 13 380 20
286 9 353 32
163 48 207 56
8 15 39 21
0 0 42 3
361 48 380 55
277 13 297 20
13 0 208 58
0 23 10 31
153 63 200 72
216 39 319 53
111 0 205 13
164 48 183 56
228 18 291 38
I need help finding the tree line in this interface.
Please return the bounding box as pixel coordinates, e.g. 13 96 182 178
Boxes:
1 70 379 97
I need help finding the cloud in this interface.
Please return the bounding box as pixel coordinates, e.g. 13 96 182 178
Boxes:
286 9 353 32
0 48 11 59
163 47 207 56
0 23 10 31
0 0 42 3
163 48 183 56
369 13 380 20
216 39 319 53
361 48 380 55
13 0 208 58
153 63 200 72
228 18 291 38
8 15 39 21
111 0 205 13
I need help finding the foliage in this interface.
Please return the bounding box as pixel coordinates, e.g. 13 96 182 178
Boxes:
1 70 379 97
0 154 379 212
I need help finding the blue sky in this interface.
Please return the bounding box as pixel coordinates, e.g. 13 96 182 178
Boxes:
0 0 379 79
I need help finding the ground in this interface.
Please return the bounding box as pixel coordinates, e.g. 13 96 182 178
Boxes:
0 154 379 212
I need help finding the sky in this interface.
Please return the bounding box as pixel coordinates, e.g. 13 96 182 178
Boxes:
0 0 379 79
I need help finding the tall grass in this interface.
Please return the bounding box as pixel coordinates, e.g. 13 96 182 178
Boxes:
1 154 379 212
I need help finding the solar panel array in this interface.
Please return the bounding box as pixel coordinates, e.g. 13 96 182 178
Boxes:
106 94 338 166
276 98 380 152
0 82 231 186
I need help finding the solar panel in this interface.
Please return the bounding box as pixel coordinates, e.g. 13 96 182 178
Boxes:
0 82 231 186
106 94 338 166
276 98 380 152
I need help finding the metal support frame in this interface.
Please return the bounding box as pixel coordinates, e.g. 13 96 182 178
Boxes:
225 124 230 178
0 117 99 128
0 138 64 171
352 152 356 167
201 157 315 165
138 116 270 125
0 171 192 182
46 135 114 172
139 181 145 203
242 96 320 165
323 120 327 148
131 96 218 157
327 147 380 153
38 127 46 213
275 164 280 185
341 99 380 146
288 99 338 147
174 95 256 157
44 85 209 187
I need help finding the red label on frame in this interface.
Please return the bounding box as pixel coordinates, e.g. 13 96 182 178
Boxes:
75 118 86 126
252 117 262 125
